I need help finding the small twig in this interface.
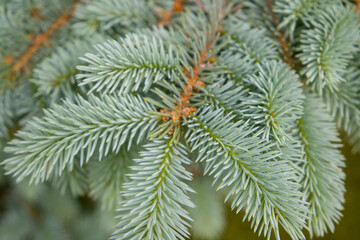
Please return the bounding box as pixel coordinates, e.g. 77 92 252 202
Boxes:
10 1 80 76
157 0 187 27
164 36 215 125
162 10 225 128
265 0 294 66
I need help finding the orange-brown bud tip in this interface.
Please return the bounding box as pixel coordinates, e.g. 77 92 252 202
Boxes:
195 81 205 91
171 110 181 123
180 96 189 103
160 109 172 123
182 107 196 118
174 0 184 12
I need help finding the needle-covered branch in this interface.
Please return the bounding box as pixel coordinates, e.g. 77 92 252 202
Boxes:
4 95 161 183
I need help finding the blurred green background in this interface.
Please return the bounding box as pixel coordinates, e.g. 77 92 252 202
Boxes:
218 139 360 240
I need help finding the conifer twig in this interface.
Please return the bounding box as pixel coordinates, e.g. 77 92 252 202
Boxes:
157 0 186 26
265 0 294 66
164 10 224 126
10 1 80 75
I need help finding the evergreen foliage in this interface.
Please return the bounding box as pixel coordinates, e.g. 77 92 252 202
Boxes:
31 37 103 103
297 94 345 237
113 139 194 240
77 34 181 95
1 0 359 240
4 95 160 183
297 5 359 94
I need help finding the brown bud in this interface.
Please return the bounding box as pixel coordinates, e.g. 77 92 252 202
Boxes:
195 81 205 91
182 107 196 118
174 0 184 12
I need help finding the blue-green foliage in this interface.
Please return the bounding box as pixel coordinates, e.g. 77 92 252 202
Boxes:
1 0 359 240
32 37 104 103
4 95 160 183
113 139 194 240
241 0 278 36
0 81 39 150
192 78 247 117
51 159 89 196
274 0 340 38
88 147 137 210
77 34 181 95
323 59 360 153
72 0 156 36
224 15 278 64
298 6 360 94
0 6 30 59
0 0 75 57
0 0 77 81
8 0 76 33
241 61 304 145
185 108 307 240
297 94 345 237
0 89 12 143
